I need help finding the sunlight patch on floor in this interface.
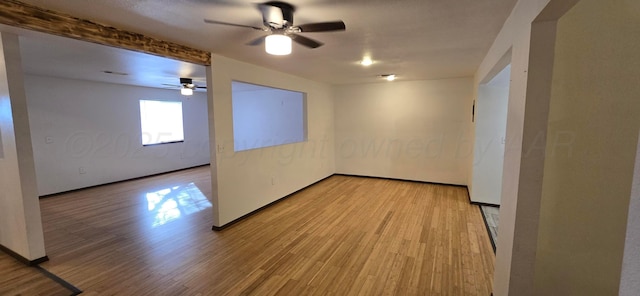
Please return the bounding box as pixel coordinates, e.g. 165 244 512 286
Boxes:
146 182 212 227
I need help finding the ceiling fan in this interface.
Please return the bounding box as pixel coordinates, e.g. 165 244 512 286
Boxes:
162 78 206 96
203 1 346 55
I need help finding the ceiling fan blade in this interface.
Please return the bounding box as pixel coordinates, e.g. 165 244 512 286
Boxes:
204 19 264 31
298 21 346 32
246 35 267 46
290 34 323 49
196 86 208 89
161 83 180 87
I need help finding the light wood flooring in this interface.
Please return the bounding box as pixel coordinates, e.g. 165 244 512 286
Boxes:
8 166 495 295
0 252 71 296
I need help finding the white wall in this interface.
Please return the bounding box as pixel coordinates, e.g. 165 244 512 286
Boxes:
334 78 473 185
0 32 45 261
534 0 640 294
210 55 334 227
0 122 4 158
471 66 510 205
474 1 557 294
25 75 210 196
232 85 305 151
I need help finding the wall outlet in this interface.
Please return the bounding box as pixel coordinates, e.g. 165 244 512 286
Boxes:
45 136 53 144
271 176 277 185
217 144 225 153
79 167 86 175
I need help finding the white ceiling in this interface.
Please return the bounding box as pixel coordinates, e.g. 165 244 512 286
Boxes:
17 32 208 90
13 0 517 86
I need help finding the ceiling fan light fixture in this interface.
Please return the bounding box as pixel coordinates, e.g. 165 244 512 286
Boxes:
181 86 193 96
360 57 373 66
265 34 292 55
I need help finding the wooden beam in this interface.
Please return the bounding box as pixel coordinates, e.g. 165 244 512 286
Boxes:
0 0 211 66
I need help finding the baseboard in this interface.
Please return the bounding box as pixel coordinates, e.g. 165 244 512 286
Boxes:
464 187 500 207
334 173 467 188
212 174 334 231
40 163 211 199
0 244 49 266
470 201 500 208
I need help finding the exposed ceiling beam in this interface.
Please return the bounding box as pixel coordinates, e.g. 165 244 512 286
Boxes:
0 0 211 66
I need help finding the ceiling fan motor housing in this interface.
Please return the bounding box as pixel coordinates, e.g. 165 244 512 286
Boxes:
203 1 345 51
264 1 294 26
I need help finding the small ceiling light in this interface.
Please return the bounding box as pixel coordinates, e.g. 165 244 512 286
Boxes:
380 74 396 81
181 86 193 96
360 57 373 66
265 34 292 55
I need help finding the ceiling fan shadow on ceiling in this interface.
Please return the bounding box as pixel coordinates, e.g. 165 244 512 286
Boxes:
203 1 346 55
162 78 206 96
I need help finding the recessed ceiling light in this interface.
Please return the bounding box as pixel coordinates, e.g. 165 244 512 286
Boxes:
360 57 373 66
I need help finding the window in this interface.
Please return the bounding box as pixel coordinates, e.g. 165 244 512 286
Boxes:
139 100 184 146
232 81 306 151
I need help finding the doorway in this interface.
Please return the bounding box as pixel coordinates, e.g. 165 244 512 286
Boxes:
471 64 511 206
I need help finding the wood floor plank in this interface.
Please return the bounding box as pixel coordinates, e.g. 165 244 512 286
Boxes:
2 166 495 295
0 252 72 296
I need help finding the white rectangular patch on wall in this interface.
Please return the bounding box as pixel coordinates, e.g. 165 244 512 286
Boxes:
232 81 307 152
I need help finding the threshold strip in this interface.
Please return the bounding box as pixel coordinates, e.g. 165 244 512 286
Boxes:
34 265 83 295
478 205 496 253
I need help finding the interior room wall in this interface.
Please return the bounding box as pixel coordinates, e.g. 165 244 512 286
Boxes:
470 66 510 205
0 32 45 261
209 54 335 227
473 0 565 294
232 86 305 151
0 124 4 158
24 74 210 196
334 78 473 185
534 0 640 294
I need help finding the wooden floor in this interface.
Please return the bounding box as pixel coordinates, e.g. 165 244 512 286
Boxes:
8 166 494 295
0 252 71 296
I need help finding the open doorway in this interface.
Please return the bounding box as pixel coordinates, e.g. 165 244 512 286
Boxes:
7 29 214 262
471 64 510 205
17 32 211 196
471 63 511 246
